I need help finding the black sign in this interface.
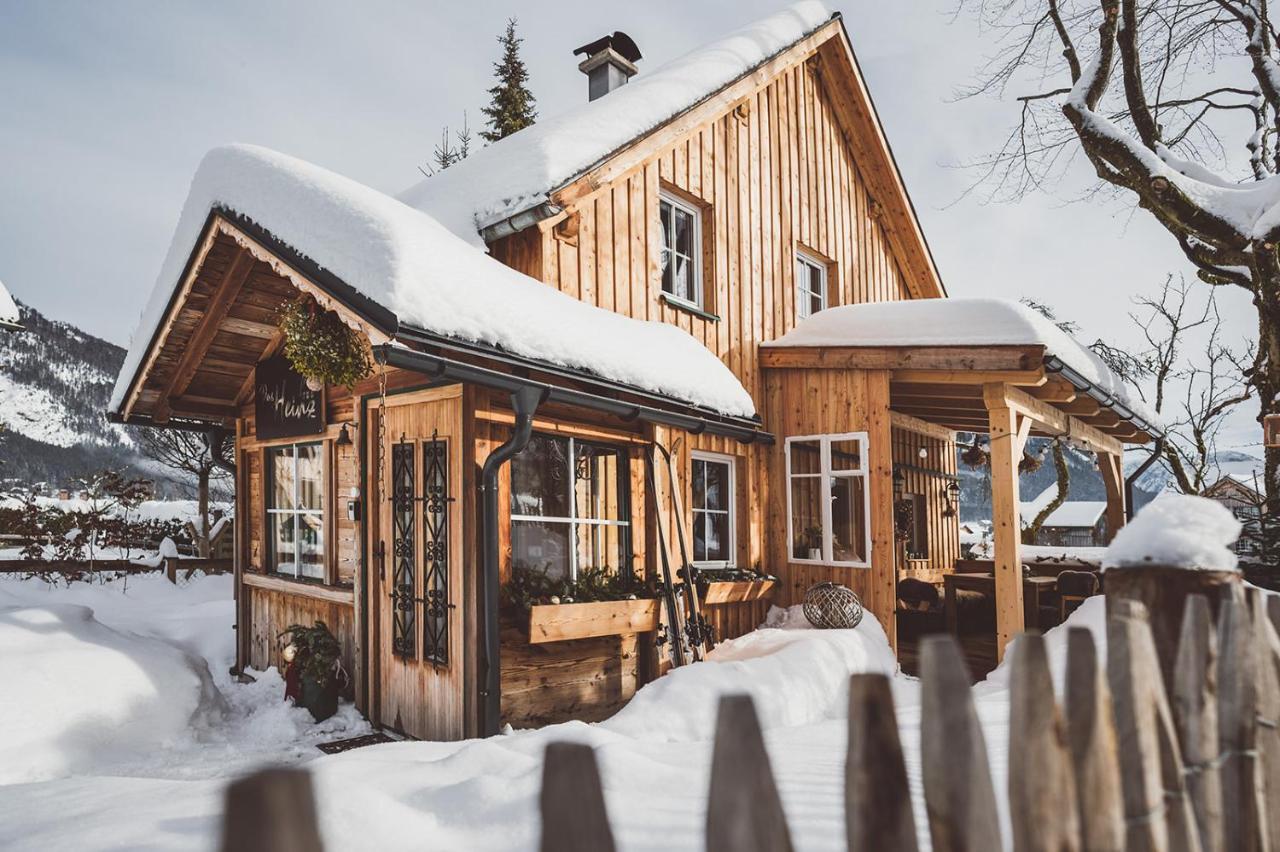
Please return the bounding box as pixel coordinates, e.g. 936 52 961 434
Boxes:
254 354 324 440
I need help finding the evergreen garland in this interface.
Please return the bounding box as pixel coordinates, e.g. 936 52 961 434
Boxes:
480 18 537 142
278 298 372 390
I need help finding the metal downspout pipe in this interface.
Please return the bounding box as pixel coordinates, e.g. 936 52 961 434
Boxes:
1124 436 1164 522
478 385 546 736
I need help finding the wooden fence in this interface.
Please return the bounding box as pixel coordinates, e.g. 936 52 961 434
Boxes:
0 556 232 581
216 573 1280 852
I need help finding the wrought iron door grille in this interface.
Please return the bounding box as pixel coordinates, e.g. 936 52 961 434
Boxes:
391 440 416 658
422 437 451 666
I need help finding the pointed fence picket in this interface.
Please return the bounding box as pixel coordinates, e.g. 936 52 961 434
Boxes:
218 571 1280 852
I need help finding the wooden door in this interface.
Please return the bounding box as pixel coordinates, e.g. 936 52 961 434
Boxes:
369 386 465 739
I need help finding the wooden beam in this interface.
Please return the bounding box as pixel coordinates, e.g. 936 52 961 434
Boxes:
889 411 956 442
1059 398 1103 417
1028 380 1078 403
1099 452 1126 543
759 345 1044 372
986 389 1024 661
168 396 238 421
986 384 1124 458
892 369 1047 387
235 331 285 406
152 247 256 423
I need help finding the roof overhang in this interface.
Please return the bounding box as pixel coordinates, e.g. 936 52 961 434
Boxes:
113 209 769 441
761 343 1161 448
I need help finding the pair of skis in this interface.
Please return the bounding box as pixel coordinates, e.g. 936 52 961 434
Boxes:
645 438 713 668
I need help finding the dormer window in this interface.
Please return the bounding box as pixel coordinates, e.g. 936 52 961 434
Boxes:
659 192 703 309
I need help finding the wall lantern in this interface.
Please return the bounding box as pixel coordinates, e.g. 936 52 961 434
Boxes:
943 479 960 518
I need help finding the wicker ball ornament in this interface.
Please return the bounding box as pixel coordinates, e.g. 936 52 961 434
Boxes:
802 582 864 629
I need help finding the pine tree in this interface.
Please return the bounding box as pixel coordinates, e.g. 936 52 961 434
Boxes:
424 113 472 176
432 127 459 172
480 18 536 142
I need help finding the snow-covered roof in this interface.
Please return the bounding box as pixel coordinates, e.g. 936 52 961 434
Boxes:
399 2 834 244
1019 485 1105 529
110 145 756 418
763 298 1159 428
0 278 19 328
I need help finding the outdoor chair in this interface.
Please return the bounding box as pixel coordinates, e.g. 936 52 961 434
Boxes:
1057 570 1100 622
896 578 944 640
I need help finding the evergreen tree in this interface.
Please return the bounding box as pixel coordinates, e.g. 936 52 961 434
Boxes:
424 113 472 176
480 18 536 142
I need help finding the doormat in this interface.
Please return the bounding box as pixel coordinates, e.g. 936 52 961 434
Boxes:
316 732 397 755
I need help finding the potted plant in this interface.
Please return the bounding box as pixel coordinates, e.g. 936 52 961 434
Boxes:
503 565 657 643
279 620 349 722
804 526 823 560
278 297 373 391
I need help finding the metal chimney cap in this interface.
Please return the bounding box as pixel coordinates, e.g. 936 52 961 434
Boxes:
573 31 642 64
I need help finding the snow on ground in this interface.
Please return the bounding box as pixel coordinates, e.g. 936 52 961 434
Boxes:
0 576 1112 852
0 572 369 845
0 277 19 327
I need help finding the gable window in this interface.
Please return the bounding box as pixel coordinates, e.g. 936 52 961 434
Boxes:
691 452 736 567
786 433 871 567
510 433 631 581
795 251 827 319
266 442 325 580
660 192 703 308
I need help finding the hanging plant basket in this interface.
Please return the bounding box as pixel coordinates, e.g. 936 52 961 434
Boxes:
279 297 373 391
960 438 989 470
1018 449 1043 474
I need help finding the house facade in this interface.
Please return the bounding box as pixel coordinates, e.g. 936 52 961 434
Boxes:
108 4 1157 741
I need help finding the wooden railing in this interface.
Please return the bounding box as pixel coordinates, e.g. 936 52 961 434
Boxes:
215 576 1280 852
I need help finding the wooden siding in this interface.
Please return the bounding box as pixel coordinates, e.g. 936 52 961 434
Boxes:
512 56 913 406
245 582 356 684
890 424 960 585
761 367 897 642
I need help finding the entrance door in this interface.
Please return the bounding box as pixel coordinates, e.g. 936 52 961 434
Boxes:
369 386 464 739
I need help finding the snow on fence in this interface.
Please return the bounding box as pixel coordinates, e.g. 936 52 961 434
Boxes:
0 556 232 583
214 568 1280 852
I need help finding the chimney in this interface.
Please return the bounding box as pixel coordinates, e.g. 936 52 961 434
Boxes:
573 32 642 101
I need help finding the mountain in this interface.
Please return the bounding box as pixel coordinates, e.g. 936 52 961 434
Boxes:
956 434 1168 522
0 301 169 491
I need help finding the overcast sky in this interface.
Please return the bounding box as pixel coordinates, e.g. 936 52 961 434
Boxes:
0 1 1262 451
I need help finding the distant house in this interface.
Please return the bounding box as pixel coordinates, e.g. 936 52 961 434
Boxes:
1019 485 1107 547
0 278 21 331
1205 474 1264 559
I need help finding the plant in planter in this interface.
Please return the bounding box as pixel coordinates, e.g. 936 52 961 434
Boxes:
279 620 349 722
279 297 373 391
501 564 649 617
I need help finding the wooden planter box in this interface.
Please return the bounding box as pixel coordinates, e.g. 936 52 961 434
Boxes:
700 579 777 605
527 599 661 644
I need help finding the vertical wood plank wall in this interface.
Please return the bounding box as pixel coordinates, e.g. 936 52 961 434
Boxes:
890 425 960 585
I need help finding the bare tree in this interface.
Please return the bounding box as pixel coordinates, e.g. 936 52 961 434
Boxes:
961 0 1277 535
137 429 229 557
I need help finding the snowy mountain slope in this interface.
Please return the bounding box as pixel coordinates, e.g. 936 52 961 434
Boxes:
0 301 147 487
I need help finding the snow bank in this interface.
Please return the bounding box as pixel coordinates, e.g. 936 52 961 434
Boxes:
111 144 755 419
763 298 1160 428
604 604 897 741
400 2 833 242
0 602 221 784
1103 493 1241 572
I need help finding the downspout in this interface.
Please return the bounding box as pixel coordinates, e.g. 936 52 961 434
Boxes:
478 385 546 736
205 427 237 475
1123 437 1164 521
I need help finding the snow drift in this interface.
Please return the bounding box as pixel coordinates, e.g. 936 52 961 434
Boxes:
0 602 223 784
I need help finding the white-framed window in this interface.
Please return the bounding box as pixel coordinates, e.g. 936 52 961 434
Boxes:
795 251 827 320
659 192 703 308
691 451 736 567
510 433 631 581
266 442 326 580
785 433 871 567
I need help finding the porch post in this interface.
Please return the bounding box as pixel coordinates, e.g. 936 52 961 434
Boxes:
1098 451 1126 543
984 383 1026 661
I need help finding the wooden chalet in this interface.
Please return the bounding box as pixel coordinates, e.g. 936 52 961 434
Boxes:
108 3 1158 740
